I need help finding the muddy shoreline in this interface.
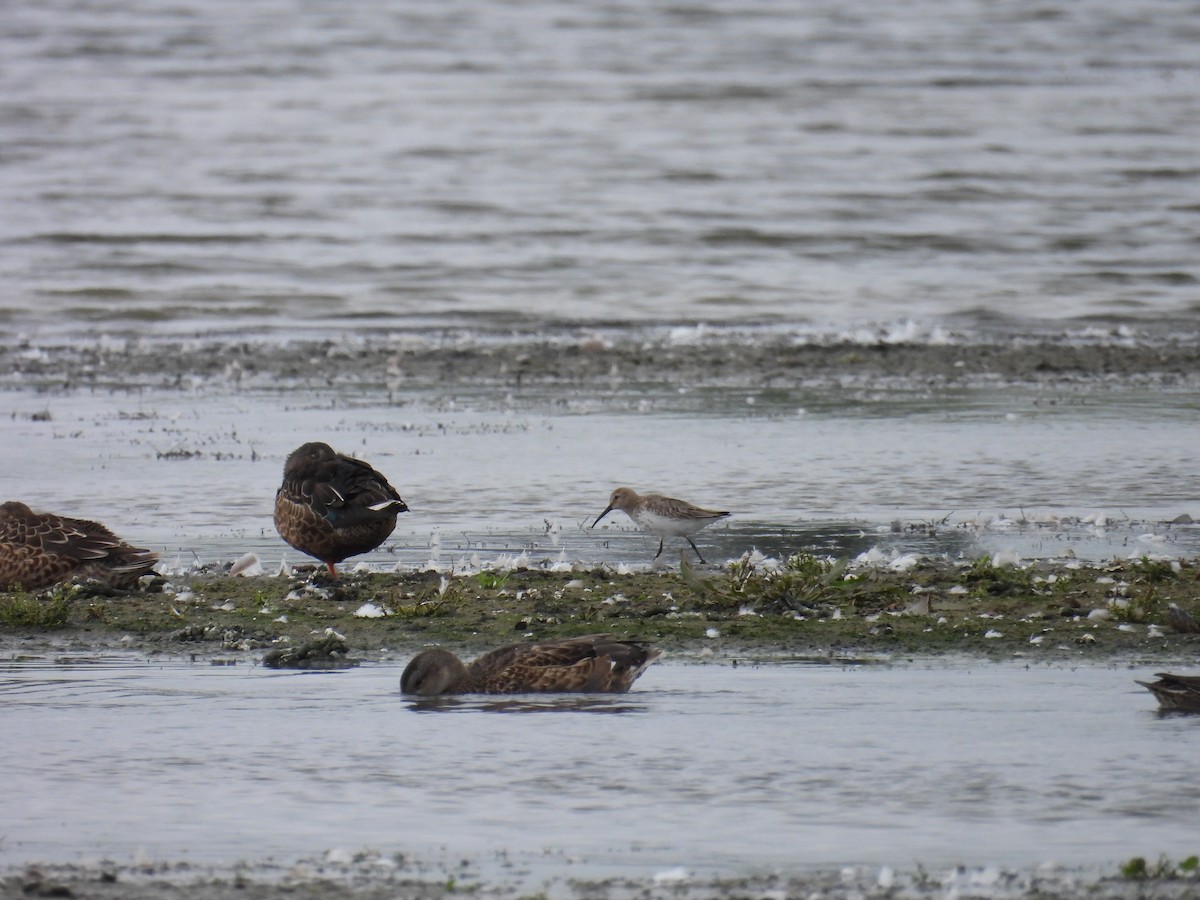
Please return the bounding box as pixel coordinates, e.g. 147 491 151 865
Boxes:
7 329 1200 398
7 858 1200 900
4 555 1199 664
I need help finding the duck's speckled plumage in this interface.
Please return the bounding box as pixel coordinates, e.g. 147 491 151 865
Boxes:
273 442 408 576
592 486 729 563
401 635 663 695
1137 672 1200 712
0 501 157 591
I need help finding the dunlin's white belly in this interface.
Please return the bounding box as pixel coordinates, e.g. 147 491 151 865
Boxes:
629 508 719 537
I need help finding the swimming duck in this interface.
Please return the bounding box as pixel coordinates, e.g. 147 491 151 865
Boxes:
401 634 663 695
592 486 729 563
0 500 158 591
273 442 408 577
1136 673 1200 712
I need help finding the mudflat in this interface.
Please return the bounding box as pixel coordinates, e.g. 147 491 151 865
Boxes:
3 553 1197 663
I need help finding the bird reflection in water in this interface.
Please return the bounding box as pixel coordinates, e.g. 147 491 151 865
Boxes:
403 695 649 715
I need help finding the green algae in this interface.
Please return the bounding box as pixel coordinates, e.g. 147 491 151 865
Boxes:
3 553 1200 662
0 589 72 628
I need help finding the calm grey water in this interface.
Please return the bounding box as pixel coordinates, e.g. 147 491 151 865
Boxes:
1 0 1198 334
2 658 1197 878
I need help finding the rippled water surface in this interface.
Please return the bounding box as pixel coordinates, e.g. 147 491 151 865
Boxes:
2 658 1197 877
2 0 1199 564
1 0 1198 333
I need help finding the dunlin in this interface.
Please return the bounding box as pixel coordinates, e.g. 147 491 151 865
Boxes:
0 500 157 591
400 634 663 695
592 486 729 563
273 442 408 577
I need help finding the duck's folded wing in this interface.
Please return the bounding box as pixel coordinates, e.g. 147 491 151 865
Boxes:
467 636 661 693
34 515 126 562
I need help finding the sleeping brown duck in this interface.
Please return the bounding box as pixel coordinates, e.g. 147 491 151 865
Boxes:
0 500 157 590
273 442 408 576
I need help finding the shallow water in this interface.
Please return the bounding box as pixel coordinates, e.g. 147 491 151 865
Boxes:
2 657 1196 878
3 376 1200 569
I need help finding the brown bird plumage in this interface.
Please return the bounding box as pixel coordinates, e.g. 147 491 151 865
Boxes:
400 635 663 695
592 486 730 563
0 500 158 591
1136 673 1200 712
274 442 408 577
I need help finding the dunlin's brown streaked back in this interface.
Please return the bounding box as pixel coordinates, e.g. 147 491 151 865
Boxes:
592 486 729 563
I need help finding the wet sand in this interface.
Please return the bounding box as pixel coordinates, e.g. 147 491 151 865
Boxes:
7 858 1200 900
7 327 1200 396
